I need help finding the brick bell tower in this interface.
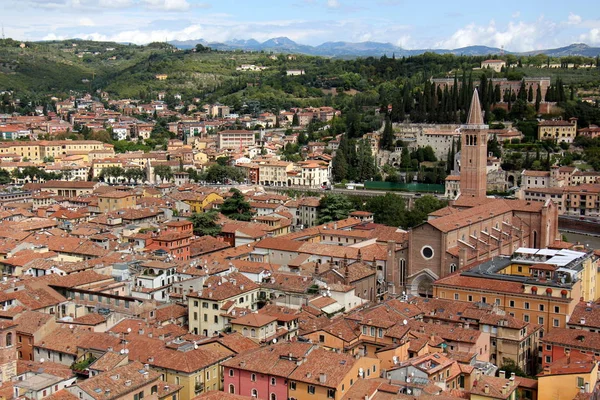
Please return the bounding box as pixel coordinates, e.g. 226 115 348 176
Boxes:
460 89 488 198
0 321 17 383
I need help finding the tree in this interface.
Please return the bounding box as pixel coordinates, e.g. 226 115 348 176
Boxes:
535 86 542 112
498 358 529 378
124 168 146 183
153 165 173 182
487 135 502 158
380 115 395 151
216 156 230 166
318 194 354 224
332 150 348 183
221 188 252 221
292 113 299 126
190 211 222 236
0 168 11 184
365 193 406 227
404 195 447 228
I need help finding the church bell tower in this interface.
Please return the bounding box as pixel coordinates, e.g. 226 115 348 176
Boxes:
459 89 488 198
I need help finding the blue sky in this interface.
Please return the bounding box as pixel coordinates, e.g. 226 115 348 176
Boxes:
1 0 598 51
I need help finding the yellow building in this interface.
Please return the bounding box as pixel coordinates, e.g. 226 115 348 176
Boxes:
287 348 380 400
537 353 598 400
0 140 113 163
185 192 223 213
188 273 260 336
230 313 278 344
98 191 138 213
470 375 518 400
434 248 598 333
538 118 578 143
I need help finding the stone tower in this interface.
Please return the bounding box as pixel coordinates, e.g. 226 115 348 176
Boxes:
459 89 488 198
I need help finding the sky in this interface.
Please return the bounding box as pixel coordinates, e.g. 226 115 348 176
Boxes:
0 0 598 52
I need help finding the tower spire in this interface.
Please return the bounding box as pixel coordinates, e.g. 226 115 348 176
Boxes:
466 89 484 125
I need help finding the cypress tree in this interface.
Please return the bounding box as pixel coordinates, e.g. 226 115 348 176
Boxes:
535 86 542 112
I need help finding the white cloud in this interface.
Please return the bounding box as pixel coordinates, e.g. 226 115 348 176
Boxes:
580 28 600 45
327 0 340 8
435 18 557 52
98 0 133 7
567 13 582 25
78 17 95 26
395 35 412 49
143 0 190 11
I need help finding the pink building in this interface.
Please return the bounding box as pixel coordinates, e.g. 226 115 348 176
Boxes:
222 342 313 400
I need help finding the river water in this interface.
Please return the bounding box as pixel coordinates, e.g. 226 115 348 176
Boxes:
560 231 600 251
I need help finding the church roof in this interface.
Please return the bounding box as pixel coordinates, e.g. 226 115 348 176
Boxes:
466 89 484 125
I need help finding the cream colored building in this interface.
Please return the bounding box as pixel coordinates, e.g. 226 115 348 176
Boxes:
538 118 578 143
258 160 294 187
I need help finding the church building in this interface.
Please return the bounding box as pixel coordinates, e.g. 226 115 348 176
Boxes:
404 89 560 296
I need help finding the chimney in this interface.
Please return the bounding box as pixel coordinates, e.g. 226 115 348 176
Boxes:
501 385 507 395
319 373 327 384
499 370 505 379
484 384 490 394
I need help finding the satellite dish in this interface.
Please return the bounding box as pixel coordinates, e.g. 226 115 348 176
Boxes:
127 328 132 333
403 320 408 325
407 389 412 395
120 349 125 354
272 339 277 344
69 324 74 329
40 358 45 363
124 349 129 354
194 344 198 350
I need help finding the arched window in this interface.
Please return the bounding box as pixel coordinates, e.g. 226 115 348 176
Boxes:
450 263 457 273
251 329 256 337
270 394 277 400
228 369 234 377
6 333 12 347
229 384 235 394
399 259 407 286
251 373 256 382
251 389 258 397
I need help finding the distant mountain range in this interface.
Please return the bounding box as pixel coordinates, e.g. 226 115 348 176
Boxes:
168 37 600 58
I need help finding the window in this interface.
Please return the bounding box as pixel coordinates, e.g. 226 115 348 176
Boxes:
553 319 560 327
327 389 335 398
319 335 325 343
308 385 315 394
206 371 210 380
378 328 383 338
546 344 552 351
194 301 198 307
509 300 515 307
421 246 434 259
481 297 487 304
454 294 459 300
554 306 560 313
229 384 235 394
524 302 530 309
228 369 234 377
370 327 376 336
362 326 367 335
538 317 544 325
271 377 276 386
202 302 208 308
290 381 296 391
251 389 258 397
578 377 584 387
468 295 473 302
270 394 277 400
214 316 218 323
212 304 218 310
524 315 530 322
6 333 12 347
203 314 207 322
539 304 545 311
